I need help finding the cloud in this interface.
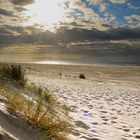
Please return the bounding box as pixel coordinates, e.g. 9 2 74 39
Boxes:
124 15 140 27
64 0 104 28
14 6 27 12
86 0 117 24
0 24 140 45
0 0 31 27
0 0 139 47
87 0 107 13
0 8 14 16
125 15 140 23
0 0 116 33
58 27 140 42
61 0 116 31
70 0 99 20
109 0 127 4
10 0 34 5
86 0 117 25
0 25 57 44
127 3 140 9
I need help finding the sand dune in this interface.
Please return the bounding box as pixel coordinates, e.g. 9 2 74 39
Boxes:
0 95 42 140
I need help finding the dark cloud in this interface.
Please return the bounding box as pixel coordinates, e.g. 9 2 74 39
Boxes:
106 28 140 40
58 27 140 42
10 0 34 5
14 6 26 12
102 24 113 28
0 25 26 35
0 8 13 16
0 25 57 44
0 25 140 44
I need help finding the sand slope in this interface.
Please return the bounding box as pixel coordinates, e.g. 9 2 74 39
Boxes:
0 95 42 140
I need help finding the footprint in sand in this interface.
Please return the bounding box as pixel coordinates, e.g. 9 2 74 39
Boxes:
70 106 78 112
111 116 118 120
102 118 108 122
92 122 99 125
102 122 108 125
75 121 90 129
87 105 93 109
123 128 130 132
80 136 100 140
71 130 81 136
111 120 117 124
100 110 108 114
135 135 140 139
82 110 91 117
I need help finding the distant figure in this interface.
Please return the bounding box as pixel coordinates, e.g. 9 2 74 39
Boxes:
79 74 85 79
59 72 62 76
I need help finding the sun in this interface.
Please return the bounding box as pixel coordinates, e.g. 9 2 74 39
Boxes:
24 0 67 31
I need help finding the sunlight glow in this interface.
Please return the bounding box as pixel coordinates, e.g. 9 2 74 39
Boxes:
24 0 68 31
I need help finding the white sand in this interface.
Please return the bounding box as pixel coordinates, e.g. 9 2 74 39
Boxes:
1 64 139 140
27 64 140 140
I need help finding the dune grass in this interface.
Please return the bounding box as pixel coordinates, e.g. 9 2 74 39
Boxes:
0 64 27 86
0 64 71 140
27 84 57 106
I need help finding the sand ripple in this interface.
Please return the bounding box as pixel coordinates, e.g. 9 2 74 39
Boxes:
28 74 140 140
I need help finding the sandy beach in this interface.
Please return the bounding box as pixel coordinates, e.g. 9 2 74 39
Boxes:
23 64 140 140
1 0 140 139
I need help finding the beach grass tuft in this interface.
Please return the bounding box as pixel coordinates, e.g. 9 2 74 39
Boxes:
0 64 71 140
0 64 27 86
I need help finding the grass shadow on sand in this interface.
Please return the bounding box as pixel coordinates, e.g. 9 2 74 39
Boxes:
0 64 71 140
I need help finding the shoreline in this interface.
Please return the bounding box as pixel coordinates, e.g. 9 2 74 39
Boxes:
1 61 140 84
0 61 140 68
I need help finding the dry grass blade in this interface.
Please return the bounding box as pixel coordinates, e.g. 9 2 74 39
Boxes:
0 64 27 86
0 64 71 140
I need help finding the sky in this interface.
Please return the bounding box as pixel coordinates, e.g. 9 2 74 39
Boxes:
0 0 140 64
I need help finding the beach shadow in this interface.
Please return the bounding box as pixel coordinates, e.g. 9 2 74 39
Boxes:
0 109 42 140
